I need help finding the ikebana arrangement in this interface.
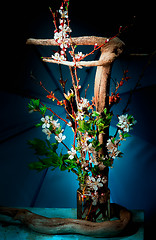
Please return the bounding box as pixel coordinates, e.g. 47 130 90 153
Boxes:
27 0 136 222
0 0 137 237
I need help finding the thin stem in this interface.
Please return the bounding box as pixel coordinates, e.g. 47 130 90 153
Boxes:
74 120 77 149
40 102 68 125
76 26 128 62
49 7 58 31
69 66 79 107
39 81 62 104
61 141 70 151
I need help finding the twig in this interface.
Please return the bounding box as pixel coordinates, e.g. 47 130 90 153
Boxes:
40 102 68 125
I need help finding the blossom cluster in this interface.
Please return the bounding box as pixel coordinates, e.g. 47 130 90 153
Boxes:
85 176 108 205
41 115 66 142
76 97 90 120
106 114 137 160
53 5 72 59
117 114 137 132
50 2 85 64
106 138 121 159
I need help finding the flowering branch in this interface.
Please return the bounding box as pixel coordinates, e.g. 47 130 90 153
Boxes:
27 0 137 212
40 102 68 125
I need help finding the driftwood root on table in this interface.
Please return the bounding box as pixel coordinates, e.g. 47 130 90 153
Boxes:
0 203 131 238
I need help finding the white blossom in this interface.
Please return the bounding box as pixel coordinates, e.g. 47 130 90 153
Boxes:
55 132 66 143
78 98 90 111
82 176 108 205
117 114 132 132
86 176 104 191
59 38 70 50
51 119 60 129
82 142 93 153
52 52 66 61
59 23 72 34
67 121 72 127
76 111 84 120
42 128 51 140
89 156 98 166
54 31 63 44
68 147 76 159
75 52 85 61
106 139 121 159
41 116 50 129
59 9 68 19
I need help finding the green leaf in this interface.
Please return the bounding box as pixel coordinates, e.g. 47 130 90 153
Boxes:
92 111 100 117
78 120 85 129
104 108 107 115
96 119 103 125
28 162 44 171
127 114 132 120
123 133 131 138
60 165 68 171
28 138 49 156
40 157 53 166
55 126 62 135
103 159 113 167
28 99 40 112
39 105 47 115
51 142 58 152
61 154 69 161
35 122 43 127
92 139 102 151
78 128 85 133
111 137 116 144
106 114 113 120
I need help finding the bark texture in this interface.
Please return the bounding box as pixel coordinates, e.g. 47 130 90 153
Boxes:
0 204 131 238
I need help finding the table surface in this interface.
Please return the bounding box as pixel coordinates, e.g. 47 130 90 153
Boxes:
0 207 144 240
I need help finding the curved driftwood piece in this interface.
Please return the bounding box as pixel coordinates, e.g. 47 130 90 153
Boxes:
0 204 131 238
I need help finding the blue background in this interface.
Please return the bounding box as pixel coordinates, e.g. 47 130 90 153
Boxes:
1 0 156 235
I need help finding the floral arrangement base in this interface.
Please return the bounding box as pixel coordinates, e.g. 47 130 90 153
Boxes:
0 204 132 238
77 187 110 222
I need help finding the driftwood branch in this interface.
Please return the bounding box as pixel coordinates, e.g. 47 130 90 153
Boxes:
26 35 124 156
42 58 103 68
26 36 108 46
0 204 131 238
26 36 124 113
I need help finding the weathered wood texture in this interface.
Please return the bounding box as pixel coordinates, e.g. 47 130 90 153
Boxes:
26 36 107 46
0 204 131 238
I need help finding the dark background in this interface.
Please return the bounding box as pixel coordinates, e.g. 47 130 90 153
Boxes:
1 0 156 237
